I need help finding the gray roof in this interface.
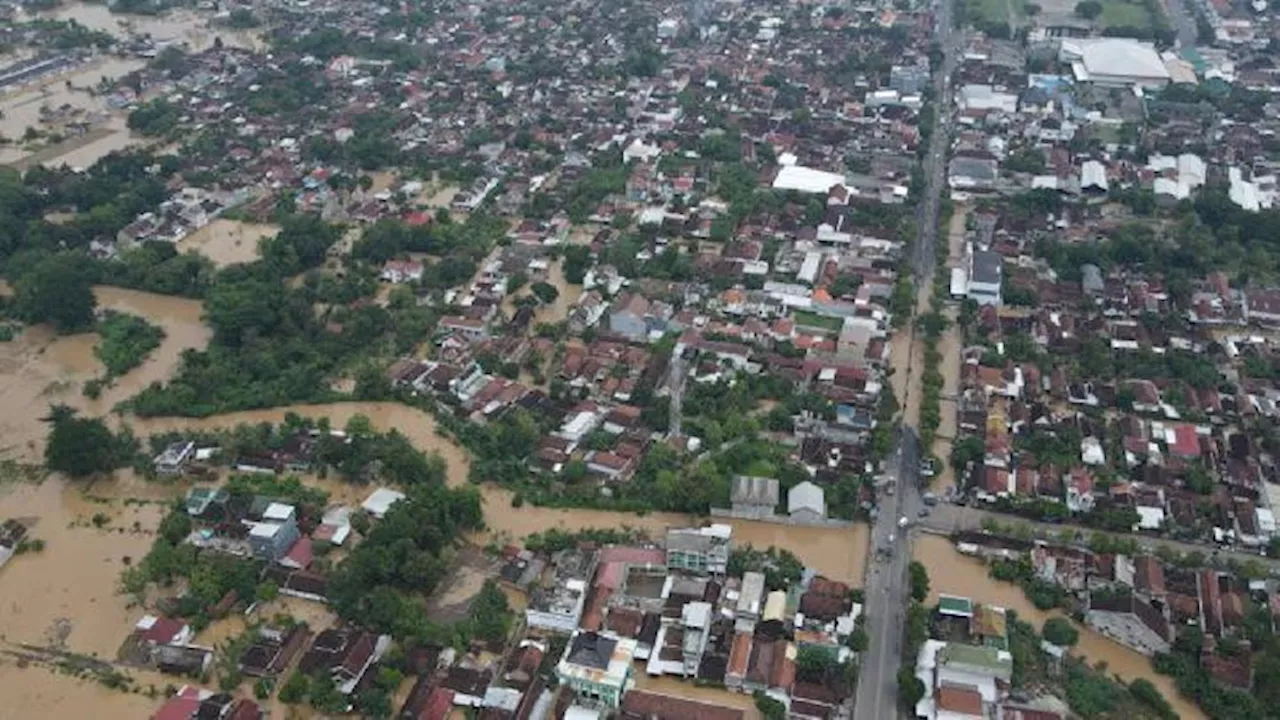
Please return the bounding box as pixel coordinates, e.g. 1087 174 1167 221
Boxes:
731 475 780 507
972 250 1003 286
949 156 998 182
788 481 826 516
566 632 616 670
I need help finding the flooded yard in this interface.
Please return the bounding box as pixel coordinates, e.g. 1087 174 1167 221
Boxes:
176 219 279 268
912 534 1205 720
533 259 582 326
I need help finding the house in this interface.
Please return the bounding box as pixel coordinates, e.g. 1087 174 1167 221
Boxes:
381 259 425 283
361 487 406 519
1085 590 1171 656
154 441 196 475
729 475 779 519
527 547 596 633
556 631 637 709
666 525 731 575
153 686 262 720
248 503 300 561
439 315 490 342
619 690 745 720
135 615 193 649
736 571 767 622
967 251 1002 307
299 628 391 695
154 644 214 677
788 481 827 524
609 292 653 341
239 624 311 677
914 641 1013 720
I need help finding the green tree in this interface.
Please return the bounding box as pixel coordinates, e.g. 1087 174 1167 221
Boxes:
1043 617 1079 646
898 666 926 707
13 254 96 332
43 405 126 478
530 281 560 305
278 672 309 704
909 561 930 603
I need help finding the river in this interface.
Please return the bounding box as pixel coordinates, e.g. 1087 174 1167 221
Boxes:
912 534 1205 719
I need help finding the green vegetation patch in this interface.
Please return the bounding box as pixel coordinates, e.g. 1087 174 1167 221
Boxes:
792 310 844 333
95 310 166 380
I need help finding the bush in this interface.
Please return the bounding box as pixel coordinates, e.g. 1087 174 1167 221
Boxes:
1043 617 1079 647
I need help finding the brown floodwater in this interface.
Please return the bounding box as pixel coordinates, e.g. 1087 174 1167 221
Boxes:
533 259 582 326
0 476 163 658
176 219 279 268
40 2 265 52
0 662 158 720
911 534 1205 719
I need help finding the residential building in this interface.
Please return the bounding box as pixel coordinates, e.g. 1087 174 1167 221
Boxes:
666 525 731 575
967 251 1002 307
788 481 827 524
556 631 637 709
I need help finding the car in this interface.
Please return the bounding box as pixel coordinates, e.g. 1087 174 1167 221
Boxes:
898 516 909 528
918 508 930 517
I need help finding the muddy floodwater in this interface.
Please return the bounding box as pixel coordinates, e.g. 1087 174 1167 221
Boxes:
0 477 163 657
39 2 265 52
912 534 1205 719
176 219 279 267
0 286 208 461
0 664 158 720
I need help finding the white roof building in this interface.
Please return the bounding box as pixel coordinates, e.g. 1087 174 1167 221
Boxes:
1081 160 1109 192
1061 38 1171 89
957 84 1018 114
772 165 846 194
361 487 406 519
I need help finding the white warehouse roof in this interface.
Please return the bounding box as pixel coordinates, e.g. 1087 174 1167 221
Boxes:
772 165 846 194
1061 38 1170 84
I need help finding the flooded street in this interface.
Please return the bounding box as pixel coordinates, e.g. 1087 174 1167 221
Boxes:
927 207 968 493
176 219 279 267
912 535 1205 719
0 56 147 169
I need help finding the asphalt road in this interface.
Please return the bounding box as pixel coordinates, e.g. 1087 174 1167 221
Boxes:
851 2 958 717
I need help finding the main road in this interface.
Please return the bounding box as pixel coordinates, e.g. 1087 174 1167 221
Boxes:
852 0 959 718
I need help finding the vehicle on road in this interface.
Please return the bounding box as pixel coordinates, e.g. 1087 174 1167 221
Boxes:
898 516 909 528
918 508 930 517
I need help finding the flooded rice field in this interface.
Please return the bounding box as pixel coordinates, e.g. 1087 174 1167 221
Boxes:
175 219 279 267
912 534 1205 719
